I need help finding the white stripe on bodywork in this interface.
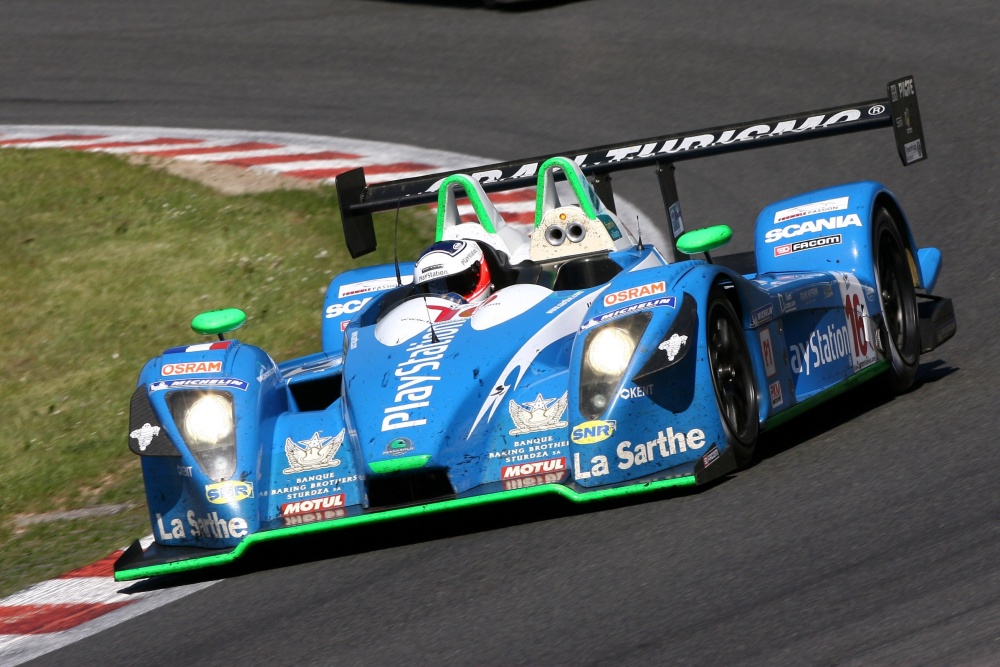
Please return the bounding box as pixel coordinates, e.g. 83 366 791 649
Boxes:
467 292 599 438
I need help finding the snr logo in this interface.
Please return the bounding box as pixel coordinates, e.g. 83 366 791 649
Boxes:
205 480 254 504
571 420 617 445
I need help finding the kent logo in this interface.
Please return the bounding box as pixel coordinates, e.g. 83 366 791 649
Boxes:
571 420 616 445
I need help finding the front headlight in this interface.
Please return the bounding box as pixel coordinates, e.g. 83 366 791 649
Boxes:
182 393 234 445
168 391 237 481
579 313 651 419
585 326 636 376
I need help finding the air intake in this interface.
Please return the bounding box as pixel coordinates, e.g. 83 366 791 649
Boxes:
366 469 455 508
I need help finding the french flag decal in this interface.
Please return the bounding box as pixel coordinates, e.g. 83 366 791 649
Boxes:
163 340 234 355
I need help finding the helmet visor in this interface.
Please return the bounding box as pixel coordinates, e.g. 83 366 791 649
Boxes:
417 260 482 299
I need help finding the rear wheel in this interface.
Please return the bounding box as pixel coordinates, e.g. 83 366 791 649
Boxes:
873 209 920 392
707 291 759 467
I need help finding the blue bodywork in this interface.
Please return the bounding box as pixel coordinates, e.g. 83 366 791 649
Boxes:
120 172 952 579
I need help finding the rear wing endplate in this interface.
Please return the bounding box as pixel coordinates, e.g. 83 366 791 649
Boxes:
338 76 925 259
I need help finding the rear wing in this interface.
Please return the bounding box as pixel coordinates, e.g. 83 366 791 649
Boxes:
337 76 925 260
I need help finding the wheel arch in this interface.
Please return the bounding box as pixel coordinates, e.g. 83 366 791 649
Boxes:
873 191 924 290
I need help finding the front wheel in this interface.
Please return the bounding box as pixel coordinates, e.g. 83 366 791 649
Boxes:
707 290 759 468
873 209 920 392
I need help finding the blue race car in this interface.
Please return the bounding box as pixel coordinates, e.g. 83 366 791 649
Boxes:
115 76 955 581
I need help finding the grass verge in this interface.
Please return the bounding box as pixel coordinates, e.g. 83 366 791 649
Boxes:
0 148 435 597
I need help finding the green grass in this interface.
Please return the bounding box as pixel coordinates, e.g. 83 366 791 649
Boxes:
0 148 435 597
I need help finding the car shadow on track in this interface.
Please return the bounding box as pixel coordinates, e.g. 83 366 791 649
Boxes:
119 483 706 594
750 359 960 466
119 361 958 595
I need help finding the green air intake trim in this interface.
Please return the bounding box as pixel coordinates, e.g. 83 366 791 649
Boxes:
369 455 432 474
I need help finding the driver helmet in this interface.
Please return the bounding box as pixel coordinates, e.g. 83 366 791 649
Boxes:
413 240 493 304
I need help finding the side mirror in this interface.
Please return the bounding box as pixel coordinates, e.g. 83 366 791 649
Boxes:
676 225 732 263
191 308 247 340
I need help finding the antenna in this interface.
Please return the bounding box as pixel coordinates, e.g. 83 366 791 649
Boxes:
392 199 402 287
421 297 440 343
636 215 644 251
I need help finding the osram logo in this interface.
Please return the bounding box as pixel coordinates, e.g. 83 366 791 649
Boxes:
603 281 665 307
765 214 861 243
205 480 253 505
163 361 222 376
281 494 346 517
571 420 616 444
774 234 842 256
501 457 566 480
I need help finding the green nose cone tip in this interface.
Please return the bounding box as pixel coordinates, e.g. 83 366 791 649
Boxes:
191 308 247 336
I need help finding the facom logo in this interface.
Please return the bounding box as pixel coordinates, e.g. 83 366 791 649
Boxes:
205 480 254 505
774 233 842 257
571 420 616 445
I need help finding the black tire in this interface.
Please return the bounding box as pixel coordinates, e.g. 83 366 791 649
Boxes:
707 290 759 467
873 209 920 392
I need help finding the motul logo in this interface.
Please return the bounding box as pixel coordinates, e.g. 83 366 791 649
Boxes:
281 494 346 516
501 457 566 480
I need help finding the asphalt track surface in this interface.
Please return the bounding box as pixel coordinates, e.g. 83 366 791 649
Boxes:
4 1 997 665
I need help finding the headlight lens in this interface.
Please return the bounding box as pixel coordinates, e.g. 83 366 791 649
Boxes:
183 393 234 445
585 326 636 376
168 391 237 481
579 313 651 419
